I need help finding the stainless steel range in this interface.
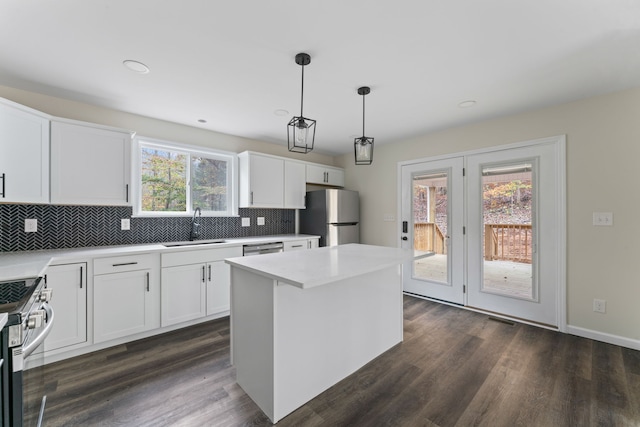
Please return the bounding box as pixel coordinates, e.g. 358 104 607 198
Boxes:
0 276 54 427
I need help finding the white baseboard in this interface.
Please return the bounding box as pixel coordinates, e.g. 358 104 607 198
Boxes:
566 325 640 351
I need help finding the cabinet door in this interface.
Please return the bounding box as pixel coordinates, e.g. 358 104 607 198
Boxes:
305 164 345 187
94 269 156 343
0 101 49 204
325 168 345 187
239 153 284 208
42 263 87 352
284 161 306 209
50 121 131 205
308 238 319 249
206 261 231 315
161 264 206 326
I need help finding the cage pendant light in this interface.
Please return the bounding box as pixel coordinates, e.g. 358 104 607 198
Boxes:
354 86 374 165
288 53 316 153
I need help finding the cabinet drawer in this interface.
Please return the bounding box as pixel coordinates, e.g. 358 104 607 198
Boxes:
284 240 308 251
162 246 243 268
94 253 156 275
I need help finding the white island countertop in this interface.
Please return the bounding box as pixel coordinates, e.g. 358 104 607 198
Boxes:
225 243 419 289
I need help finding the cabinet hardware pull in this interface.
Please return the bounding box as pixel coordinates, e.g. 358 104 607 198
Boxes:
292 245 303 248
0 173 4 198
208 265 212 282
44 274 48 288
112 262 138 267
125 184 129 203
202 265 206 283
80 266 83 288
250 191 254 205
146 272 150 292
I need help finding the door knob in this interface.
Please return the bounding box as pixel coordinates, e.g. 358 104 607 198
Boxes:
402 236 408 241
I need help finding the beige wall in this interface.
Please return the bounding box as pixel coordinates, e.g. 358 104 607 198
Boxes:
337 87 640 344
0 85 336 165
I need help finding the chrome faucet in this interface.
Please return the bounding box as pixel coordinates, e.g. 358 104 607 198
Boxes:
190 207 202 241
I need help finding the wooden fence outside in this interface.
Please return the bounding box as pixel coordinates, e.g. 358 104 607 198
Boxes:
414 222 532 264
484 223 532 263
414 223 446 254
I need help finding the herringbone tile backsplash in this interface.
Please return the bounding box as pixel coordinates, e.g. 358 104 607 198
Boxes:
0 204 295 252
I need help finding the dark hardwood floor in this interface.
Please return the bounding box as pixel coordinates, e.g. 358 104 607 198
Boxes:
32 296 640 426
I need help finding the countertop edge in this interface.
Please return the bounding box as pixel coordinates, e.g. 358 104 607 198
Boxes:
0 234 320 281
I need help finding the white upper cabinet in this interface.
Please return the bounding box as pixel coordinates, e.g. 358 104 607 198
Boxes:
239 152 284 208
239 151 345 209
50 120 132 206
0 99 50 204
284 160 306 209
306 164 345 187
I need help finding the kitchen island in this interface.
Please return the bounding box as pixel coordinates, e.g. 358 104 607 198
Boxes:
225 243 417 423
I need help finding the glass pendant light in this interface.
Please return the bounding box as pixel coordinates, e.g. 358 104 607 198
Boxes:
354 86 374 165
288 53 316 153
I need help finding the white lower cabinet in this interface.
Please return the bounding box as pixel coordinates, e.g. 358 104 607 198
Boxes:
161 263 207 326
284 238 320 251
93 254 159 344
42 262 87 352
206 260 232 316
161 246 242 327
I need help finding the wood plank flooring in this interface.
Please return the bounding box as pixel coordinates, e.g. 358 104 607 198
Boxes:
31 296 640 426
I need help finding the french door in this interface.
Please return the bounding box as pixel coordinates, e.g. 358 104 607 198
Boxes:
400 137 565 326
400 157 464 304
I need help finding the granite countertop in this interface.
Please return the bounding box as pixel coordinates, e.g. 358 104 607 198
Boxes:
0 234 320 281
225 243 425 289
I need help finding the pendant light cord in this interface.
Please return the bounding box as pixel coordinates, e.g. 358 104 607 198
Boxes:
300 64 305 118
362 92 366 137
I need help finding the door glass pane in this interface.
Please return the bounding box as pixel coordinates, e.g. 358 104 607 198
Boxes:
481 163 534 300
413 172 448 284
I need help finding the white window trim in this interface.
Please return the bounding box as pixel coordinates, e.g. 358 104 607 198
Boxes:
132 136 238 217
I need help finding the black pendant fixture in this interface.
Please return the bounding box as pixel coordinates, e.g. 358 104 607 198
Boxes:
287 53 316 154
354 86 374 165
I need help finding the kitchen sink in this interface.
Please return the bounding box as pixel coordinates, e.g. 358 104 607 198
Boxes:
163 239 227 247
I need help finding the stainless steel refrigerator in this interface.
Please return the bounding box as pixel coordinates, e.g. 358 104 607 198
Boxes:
299 189 359 247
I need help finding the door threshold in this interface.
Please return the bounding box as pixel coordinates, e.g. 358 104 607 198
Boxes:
403 292 558 331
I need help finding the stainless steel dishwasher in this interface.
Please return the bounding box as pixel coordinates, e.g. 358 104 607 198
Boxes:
242 242 284 256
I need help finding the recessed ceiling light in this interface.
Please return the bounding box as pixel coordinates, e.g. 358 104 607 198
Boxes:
458 100 477 108
274 109 289 117
198 119 207 123
123 60 150 74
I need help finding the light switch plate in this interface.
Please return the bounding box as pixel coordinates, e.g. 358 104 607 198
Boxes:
593 212 613 226
241 217 250 227
24 218 38 233
257 217 265 226
121 219 131 231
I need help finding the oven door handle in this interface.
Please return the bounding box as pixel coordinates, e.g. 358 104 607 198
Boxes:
23 302 55 358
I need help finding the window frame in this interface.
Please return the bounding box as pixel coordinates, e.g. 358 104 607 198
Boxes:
132 136 238 217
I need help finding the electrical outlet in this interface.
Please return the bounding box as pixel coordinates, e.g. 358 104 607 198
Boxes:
24 219 38 233
593 299 606 313
257 217 265 226
121 219 131 231
593 212 613 226
241 217 250 227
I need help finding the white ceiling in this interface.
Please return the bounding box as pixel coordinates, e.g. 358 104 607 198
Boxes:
2 1 640 156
